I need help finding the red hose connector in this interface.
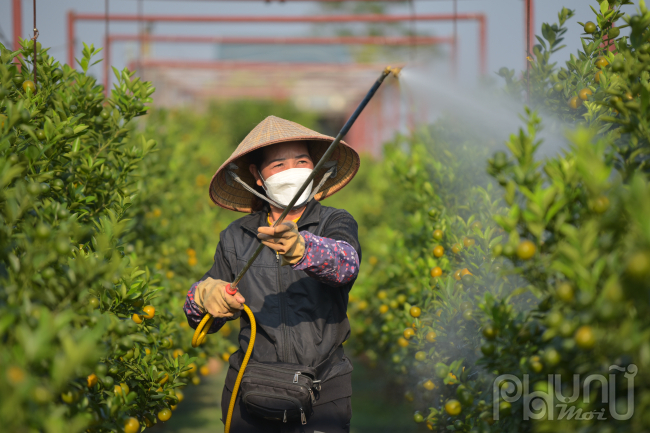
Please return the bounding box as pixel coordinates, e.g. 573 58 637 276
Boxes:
225 283 238 295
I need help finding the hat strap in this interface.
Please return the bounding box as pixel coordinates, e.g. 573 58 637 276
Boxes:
226 161 337 210
226 166 286 209
303 160 338 204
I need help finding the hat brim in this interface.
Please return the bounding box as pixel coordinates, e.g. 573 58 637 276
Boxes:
209 136 360 213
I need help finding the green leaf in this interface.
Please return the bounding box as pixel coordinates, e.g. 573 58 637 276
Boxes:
505 181 516 206
600 0 609 14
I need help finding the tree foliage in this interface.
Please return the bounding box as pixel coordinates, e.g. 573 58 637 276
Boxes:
348 1 650 431
0 39 202 432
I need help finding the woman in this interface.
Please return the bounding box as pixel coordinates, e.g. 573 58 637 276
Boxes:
184 115 361 432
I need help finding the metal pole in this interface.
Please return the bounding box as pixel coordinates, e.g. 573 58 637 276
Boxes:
408 0 416 128
13 0 22 51
478 14 486 75
122 0 477 2
526 0 531 103
126 0 473 2
110 34 454 46
453 0 458 79
230 67 398 290
138 0 143 73
68 11 75 67
529 0 535 54
105 0 110 96
32 0 37 92
409 0 415 63
70 12 485 24
130 59 391 71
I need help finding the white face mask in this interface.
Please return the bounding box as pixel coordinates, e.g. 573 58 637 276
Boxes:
260 168 313 208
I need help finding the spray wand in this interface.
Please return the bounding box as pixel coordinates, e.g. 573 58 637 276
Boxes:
191 65 401 433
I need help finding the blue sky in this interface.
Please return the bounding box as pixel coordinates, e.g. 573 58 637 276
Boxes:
0 1 639 85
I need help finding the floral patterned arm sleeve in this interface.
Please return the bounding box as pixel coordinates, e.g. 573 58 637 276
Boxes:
292 231 360 287
183 282 227 334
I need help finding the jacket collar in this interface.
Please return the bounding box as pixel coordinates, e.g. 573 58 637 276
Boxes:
240 199 322 235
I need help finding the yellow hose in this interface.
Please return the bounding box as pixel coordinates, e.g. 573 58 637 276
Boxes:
191 305 256 433
191 314 213 347
196 316 214 346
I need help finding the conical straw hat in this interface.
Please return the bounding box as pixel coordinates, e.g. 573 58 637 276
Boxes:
209 115 360 213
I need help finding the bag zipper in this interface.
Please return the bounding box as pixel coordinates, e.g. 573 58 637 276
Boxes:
246 364 315 379
276 252 290 363
308 388 316 404
245 366 315 390
242 374 311 397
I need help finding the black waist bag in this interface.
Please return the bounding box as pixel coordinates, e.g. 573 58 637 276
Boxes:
240 362 321 425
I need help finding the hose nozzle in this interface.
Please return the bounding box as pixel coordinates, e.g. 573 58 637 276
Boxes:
384 65 403 78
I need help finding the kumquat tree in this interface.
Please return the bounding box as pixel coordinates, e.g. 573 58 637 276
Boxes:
0 39 213 432
0 35 322 432
346 0 650 432
3 0 650 432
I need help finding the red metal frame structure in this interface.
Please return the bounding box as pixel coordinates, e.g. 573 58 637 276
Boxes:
110 34 453 45
67 12 487 75
106 34 454 91
134 59 395 71
69 13 487 25
130 0 475 1
13 1 538 76
525 0 536 57
525 0 535 101
126 0 481 2
131 59 402 155
13 0 22 51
